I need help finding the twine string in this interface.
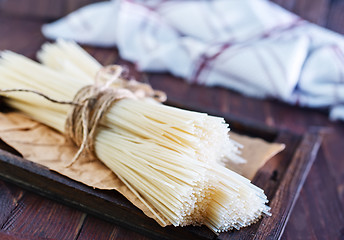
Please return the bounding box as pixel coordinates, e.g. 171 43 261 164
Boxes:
0 88 81 106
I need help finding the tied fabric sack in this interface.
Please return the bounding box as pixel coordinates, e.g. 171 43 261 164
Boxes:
42 0 344 121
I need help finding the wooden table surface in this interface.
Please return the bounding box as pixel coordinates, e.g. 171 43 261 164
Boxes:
0 1 343 239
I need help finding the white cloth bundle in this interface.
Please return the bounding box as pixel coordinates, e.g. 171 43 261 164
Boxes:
42 0 344 121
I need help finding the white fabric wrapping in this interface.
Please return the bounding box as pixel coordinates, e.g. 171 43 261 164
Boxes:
42 0 344 121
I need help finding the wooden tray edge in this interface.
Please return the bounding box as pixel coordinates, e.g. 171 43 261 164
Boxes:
254 130 322 239
0 128 322 240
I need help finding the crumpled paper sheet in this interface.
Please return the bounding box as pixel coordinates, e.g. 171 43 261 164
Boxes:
0 111 284 225
228 133 285 180
0 111 157 222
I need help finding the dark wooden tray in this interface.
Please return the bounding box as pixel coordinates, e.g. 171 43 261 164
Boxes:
0 106 322 240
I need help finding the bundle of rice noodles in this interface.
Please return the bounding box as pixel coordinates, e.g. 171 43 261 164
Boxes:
0 40 270 233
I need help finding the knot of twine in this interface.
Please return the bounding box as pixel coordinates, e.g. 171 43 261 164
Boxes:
66 65 166 166
1 65 166 167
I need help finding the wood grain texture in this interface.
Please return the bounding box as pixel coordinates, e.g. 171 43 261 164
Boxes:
321 126 344 203
0 192 85 240
0 0 64 19
283 148 344 240
271 0 330 26
253 132 321 239
327 0 344 35
0 231 57 240
77 216 150 240
0 16 45 58
0 0 103 19
0 182 25 227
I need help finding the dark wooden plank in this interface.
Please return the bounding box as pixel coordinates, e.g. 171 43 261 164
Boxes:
240 106 343 239
0 0 64 20
326 0 344 34
270 0 331 26
218 131 300 240
77 215 149 240
253 132 322 239
0 16 45 58
321 125 344 204
0 231 56 240
220 130 321 240
0 181 25 227
0 0 104 20
0 191 85 240
250 131 302 200
0 0 335 28
251 103 344 240
0 140 26 227
85 46 119 67
284 147 344 240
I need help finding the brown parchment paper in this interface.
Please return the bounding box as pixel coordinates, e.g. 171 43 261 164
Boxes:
0 112 160 224
227 133 285 179
0 112 284 225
